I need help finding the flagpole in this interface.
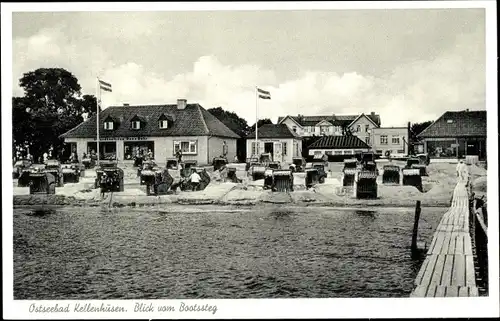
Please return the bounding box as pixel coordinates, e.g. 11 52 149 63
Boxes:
255 86 258 157
96 77 100 166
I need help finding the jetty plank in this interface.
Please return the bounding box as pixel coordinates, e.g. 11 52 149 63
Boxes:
415 258 429 285
446 286 459 297
465 255 476 286
451 254 465 286
435 285 447 297
458 286 470 297
440 255 454 286
419 255 438 287
430 255 446 286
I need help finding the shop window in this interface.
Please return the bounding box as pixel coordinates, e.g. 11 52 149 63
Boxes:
174 140 197 155
124 141 154 160
426 140 457 158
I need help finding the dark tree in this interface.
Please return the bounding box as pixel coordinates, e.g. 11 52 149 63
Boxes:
207 107 249 137
249 118 273 129
410 121 433 142
13 68 98 160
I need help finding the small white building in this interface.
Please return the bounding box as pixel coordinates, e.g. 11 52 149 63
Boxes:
371 127 410 157
246 124 302 164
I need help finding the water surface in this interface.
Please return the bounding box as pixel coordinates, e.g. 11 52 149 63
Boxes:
13 205 444 299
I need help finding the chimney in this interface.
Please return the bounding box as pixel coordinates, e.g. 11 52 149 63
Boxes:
371 111 375 117
123 103 129 106
177 99 187 110
465 108 469 112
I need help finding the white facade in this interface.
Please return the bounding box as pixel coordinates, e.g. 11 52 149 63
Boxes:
246 138 302 164
64 135 237 165
347 114 379 146
371 127 409 156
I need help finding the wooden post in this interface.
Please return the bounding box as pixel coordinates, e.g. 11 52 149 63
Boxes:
411 200 422 253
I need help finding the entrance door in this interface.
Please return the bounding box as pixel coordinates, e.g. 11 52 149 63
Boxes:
264 142 274 159
466 141 479 156
274 142 283 163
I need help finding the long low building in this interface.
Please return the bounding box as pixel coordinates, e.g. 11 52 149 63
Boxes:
307 135 371 156
60 99 240 165
417 109 486 160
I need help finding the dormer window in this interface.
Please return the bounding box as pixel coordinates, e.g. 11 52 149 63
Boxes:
104 121 114 130
130 115 145 130
132 121 141 129
158 113 174 129
159 120 169 129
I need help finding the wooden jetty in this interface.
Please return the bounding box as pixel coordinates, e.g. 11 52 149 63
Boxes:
411 178 479 297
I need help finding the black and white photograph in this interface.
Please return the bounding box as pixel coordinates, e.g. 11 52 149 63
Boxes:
2 1 498 319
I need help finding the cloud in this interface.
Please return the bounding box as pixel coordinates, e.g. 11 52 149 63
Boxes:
12 24 484 127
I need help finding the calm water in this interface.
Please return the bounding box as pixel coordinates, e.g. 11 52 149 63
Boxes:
13 205 445 299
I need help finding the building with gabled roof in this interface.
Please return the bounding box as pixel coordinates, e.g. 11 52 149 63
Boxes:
60 99 240 165
417 109 486 160
245 124 302 164
307 135 371 157
277 112 381 147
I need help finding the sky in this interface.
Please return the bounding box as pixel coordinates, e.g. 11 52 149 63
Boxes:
12 8 486 127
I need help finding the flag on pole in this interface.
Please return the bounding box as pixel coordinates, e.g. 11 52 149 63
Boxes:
99 79 112 92
257 88 271 100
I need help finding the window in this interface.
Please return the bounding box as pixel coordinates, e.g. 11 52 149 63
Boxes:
392 136 400 144
124 141 154 160
365 136 370 145
159 120 168 129
131 121 141 129
398 149 405 154
365 125 370 132
343 150 353 155
380 135 388 145
356 125 361 132
334 150 342 155
292 126 297 133
320 126 329 134
447 119 453 124
314 151 322 155
174 140 197 155
104 121 114 130
325 151 333 155
282 142 287 156
251 142 257 156
376 150 382 154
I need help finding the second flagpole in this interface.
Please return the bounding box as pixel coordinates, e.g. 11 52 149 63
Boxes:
96 77 100 166
255 86 258 157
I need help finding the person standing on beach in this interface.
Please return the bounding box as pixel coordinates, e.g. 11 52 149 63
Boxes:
456 160 469 181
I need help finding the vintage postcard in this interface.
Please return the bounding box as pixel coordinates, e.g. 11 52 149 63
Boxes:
2 1 498 319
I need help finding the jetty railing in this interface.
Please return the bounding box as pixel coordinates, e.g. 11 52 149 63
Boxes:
470 198 488 294
410 177 479 297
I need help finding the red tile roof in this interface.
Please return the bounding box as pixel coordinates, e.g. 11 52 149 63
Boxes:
246 124 301 139
308 135 371 149
418 110 486 138
60 103 240 139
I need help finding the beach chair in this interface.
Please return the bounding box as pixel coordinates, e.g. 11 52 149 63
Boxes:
272 170 294 192
382 165 401 184
354 170 378 199
402 168 423 192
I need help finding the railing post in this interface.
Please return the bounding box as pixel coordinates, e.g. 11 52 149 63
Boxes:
411 200 421 254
